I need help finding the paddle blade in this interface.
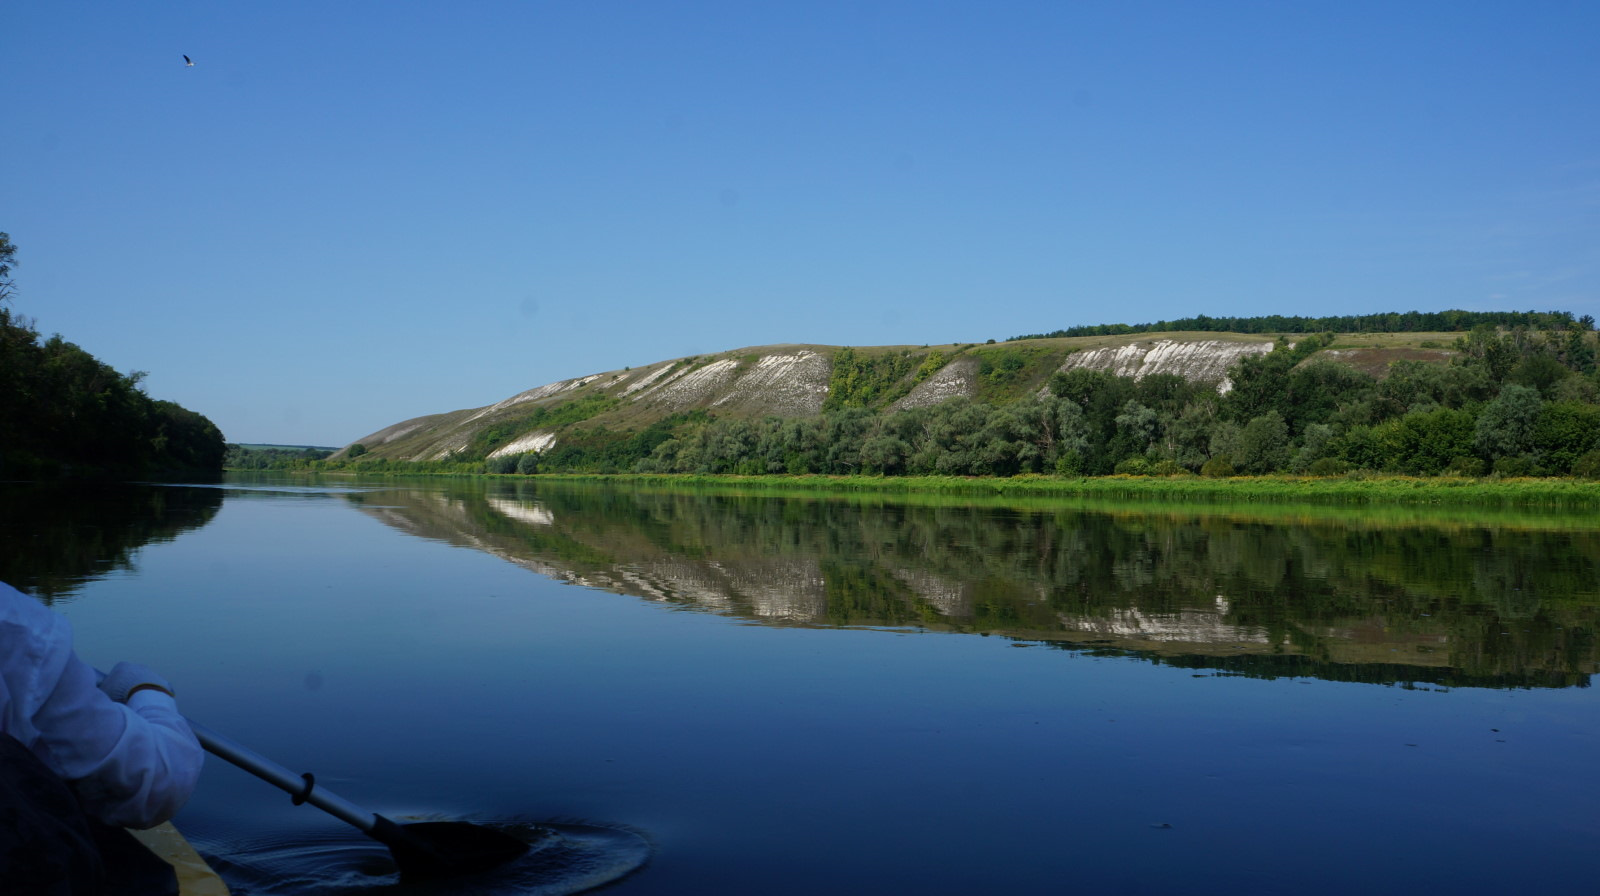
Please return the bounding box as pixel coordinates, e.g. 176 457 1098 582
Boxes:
368 816 532 880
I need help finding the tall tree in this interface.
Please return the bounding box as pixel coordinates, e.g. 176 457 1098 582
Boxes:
0 232 16 306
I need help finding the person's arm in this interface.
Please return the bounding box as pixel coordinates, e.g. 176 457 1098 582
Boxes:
15 602 203 829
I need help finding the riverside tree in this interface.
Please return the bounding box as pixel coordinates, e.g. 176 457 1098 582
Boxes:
0 233 226 477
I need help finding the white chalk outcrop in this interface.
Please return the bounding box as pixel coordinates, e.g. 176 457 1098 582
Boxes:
893 356 980 410
1052 338 1275 392
621 348 830 416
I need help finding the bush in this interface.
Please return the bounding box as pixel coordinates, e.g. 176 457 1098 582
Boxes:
516 452 540 475
1446 456 1486 477
1200 455 1236 477
1306 457 1352 476
1492 455 1539 477
485 454 519 474
1572 448 1600 479
1114 457 1153 475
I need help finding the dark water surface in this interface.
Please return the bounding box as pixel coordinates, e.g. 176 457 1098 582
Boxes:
4 475 1598 894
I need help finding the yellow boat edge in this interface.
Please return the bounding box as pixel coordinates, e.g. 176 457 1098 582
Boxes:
126 822 230 896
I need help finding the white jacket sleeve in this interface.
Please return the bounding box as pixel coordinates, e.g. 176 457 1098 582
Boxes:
1 584 204 829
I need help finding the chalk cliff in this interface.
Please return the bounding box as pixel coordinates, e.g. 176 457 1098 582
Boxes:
339 332 1449 462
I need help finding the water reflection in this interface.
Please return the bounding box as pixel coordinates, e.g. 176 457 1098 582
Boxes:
345 480 1600 690
0 482 223 602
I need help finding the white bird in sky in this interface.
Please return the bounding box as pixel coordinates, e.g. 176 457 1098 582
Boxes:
183 54 194 67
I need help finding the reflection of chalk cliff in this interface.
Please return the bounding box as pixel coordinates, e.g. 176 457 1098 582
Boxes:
346 482 1600 689
1069 597 1271 647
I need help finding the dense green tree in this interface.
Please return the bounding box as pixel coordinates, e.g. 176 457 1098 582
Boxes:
1379 407 1476 475
1233 411 1291 474
1532 402 1600 474
1508 352 1572 397
1560 326 1597 374
1474 385 1543 466
1333 425 1387 472
1455 325 1518 381
1280 361 1376 433
1164 400 1220 471
1288 423 1337 473
1222 333 1335 424
1378 360 1492 414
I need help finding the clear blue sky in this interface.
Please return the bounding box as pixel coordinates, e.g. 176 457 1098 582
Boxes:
6 1 1597 446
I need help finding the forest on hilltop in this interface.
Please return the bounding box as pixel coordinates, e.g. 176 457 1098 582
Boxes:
1012 309 1592 340
0 233 226 479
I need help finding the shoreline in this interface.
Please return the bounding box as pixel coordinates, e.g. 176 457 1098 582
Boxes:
236 468 1600 508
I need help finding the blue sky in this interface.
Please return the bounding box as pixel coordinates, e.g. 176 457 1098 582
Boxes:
5 1 1598 446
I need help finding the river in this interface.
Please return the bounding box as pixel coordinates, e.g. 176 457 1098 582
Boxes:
3 474 1597 894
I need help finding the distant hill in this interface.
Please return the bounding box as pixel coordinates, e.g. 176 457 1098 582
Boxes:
234 443 339 452
336 329 1460 463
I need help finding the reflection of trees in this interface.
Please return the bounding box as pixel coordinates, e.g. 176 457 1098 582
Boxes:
0 483 223 602
350 480 1600 689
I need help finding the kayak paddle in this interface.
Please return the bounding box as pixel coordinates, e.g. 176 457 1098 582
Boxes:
184 716 531 880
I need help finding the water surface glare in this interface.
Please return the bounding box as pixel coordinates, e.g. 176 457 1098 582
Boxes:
3 475 1597 894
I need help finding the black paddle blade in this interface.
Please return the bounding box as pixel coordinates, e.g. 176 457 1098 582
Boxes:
368 815 533 880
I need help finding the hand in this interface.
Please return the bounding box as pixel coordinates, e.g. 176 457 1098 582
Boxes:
98 661 176 703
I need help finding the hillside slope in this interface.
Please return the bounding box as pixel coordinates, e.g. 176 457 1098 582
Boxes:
340 331 1457 463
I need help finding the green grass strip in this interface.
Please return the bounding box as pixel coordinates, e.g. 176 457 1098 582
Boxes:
527 471 1600 509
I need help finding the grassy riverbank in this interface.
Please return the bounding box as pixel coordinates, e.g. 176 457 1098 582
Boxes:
523 471 1600 507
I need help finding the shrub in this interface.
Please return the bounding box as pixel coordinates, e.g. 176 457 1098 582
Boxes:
1200 455 1236 477
1492 455 1539 477
1446 456 1486 477
1571 448 1600 480
1306 457 1352 476
485 454 519 474
1114 457 1152 475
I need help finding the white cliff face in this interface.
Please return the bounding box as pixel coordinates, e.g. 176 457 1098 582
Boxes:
1052 339 1276 392
619 363 680 396
711 351 830 416
623 349 830 416
487 432 557 459
637 359 742 409
464 375 601 424
893 356 979 410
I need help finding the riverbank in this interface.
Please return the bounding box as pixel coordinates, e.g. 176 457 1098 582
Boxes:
519 471 1600 507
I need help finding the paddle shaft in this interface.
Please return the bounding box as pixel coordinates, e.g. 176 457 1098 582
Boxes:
184 716 380 834
97 669 530 878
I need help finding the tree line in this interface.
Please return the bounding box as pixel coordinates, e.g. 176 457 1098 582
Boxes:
1012 309 1591 341
0 233 227 478
224 444 334 469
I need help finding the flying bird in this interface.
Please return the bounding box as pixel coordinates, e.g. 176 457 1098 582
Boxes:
183 55 194 67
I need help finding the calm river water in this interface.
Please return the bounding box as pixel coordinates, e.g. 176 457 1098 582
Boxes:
3 474 1598 894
